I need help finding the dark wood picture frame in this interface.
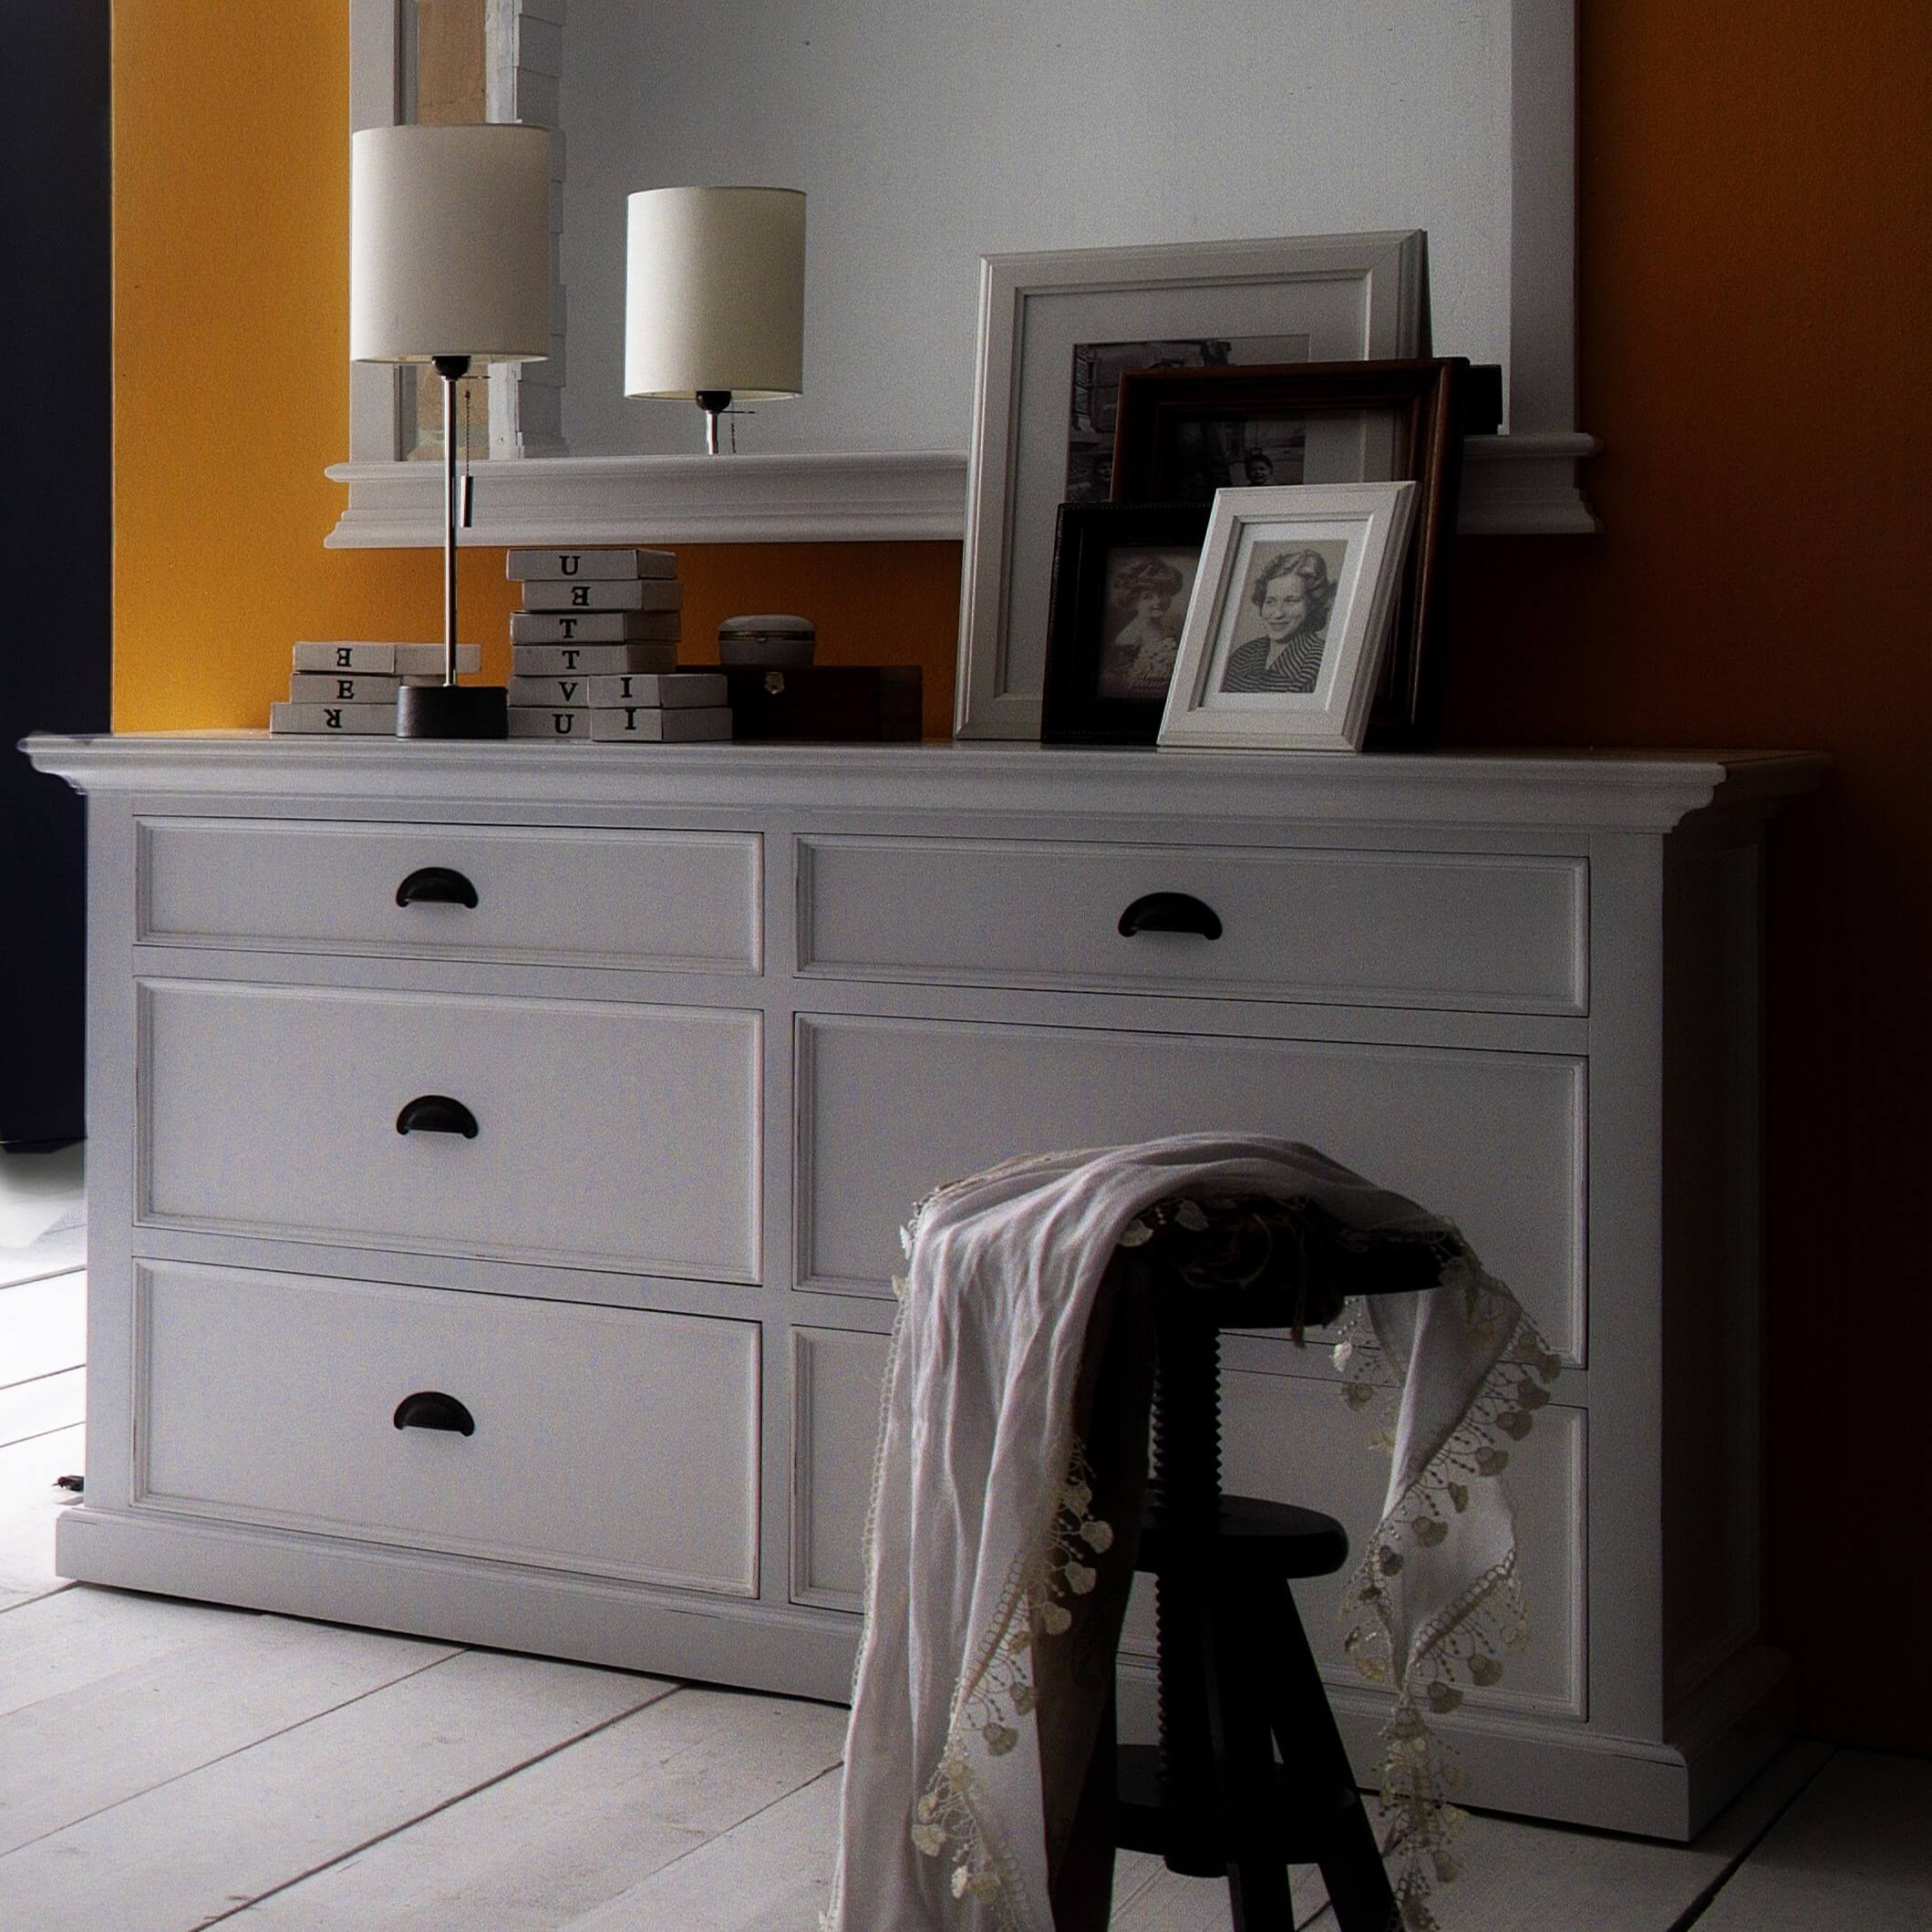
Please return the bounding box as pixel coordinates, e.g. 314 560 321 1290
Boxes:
1039 501 1212 746
1109 357 1469 747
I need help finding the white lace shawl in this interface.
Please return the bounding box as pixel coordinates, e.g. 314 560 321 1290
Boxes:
822 1133 1557 1932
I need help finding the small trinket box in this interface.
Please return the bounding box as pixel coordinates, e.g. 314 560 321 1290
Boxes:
717 614 816 668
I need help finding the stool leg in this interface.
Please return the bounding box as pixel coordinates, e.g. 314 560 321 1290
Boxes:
1266 1583 1397 1932
1208 1590 1296 1930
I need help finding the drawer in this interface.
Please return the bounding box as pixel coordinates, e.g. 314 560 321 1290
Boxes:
139 816 762 972
132 1260 760 1595
798 836 1586 1014
790 1326 893 1611
139 979 760 1280
795 1013 1584 1361
1121 1374 1586 1719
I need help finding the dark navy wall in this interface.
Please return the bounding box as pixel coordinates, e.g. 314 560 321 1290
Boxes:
0 0 111 1144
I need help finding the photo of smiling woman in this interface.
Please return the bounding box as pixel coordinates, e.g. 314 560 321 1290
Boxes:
1219 542 1346 694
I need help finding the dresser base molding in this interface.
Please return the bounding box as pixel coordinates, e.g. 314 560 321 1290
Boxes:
58 1498 1788 1842
1118 1644 1793 1843
53 1505 861 1706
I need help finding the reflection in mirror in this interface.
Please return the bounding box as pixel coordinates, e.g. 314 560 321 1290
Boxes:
338 1 1594 545
397 0 566 460
563 2 1514 460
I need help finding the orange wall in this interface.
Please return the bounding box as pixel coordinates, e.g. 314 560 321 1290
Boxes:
114 3 1929 1745
1458 5 1931 1751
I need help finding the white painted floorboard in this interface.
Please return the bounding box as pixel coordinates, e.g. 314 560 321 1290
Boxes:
230 1685 847 1930
0 1142 85 1255
0 1582 264 1720
0 1614 459 1863
562 1762 846 1932
1693 1750 1932 1932
1 1649 667 1932
0 1421 82 1608
0 1267 87 1388
0 1364 86 1451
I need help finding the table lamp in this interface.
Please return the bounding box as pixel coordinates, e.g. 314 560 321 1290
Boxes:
350 123 553 738
625 187 805 454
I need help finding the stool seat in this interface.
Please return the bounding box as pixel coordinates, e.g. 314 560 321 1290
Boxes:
1137 1489 1349 1580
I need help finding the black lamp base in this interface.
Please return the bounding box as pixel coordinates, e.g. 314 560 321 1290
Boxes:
397 684 509 740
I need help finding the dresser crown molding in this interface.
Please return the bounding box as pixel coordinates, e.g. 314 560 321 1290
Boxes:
26 736 1823 836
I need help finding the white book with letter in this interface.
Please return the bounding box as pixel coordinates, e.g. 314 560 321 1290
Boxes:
522 579 681 613
269 701 395 735
591 705 733 743
506 547 677 582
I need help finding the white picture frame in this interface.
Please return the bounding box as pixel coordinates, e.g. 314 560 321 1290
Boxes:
953 232 1427 740
1157 481 1418 754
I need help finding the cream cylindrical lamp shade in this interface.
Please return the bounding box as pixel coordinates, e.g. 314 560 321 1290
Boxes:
350 123 553 363
625 186 805 399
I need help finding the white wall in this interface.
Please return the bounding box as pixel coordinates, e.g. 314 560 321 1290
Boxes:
560 0 1513 458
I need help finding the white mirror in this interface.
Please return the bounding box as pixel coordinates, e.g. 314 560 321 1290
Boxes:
332 0 1594 548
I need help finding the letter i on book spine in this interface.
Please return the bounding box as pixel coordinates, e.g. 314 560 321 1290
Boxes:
503 548 727 744
271 643 482 734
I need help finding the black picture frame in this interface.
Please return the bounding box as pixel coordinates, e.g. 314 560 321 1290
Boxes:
1039 501 1212 746
1109 357 1469 748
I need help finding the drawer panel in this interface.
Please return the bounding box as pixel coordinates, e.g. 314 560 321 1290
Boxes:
140 980 760 1279
791 1326 893 1611
795 1014 1583 1360
139 817 762 972
133 1260 760 1595
799 836 1586 1013
1121 1377 1586 1720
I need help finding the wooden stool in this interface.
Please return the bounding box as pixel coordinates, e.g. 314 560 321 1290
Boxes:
1104 1226 1403 1932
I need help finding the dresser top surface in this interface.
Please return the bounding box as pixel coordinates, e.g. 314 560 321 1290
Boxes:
22 733 1824 833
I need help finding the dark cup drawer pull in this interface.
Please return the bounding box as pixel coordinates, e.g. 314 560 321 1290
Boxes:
395 1094 479 1139
392 1390 475 1437
396 866 479 909
1117 892 1224 941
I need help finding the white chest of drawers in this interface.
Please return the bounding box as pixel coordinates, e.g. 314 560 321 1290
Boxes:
27 734 1819 1839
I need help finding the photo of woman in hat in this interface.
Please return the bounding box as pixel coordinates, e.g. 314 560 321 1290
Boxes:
1097 549 1194 701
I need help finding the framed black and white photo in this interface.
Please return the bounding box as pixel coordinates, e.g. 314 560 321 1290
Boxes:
1112 357 1471 746
954 232 1427 740
1158 482 1417 753
1039 502 1211 746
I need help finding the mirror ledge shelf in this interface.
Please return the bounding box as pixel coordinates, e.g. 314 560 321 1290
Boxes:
324 436 1598 549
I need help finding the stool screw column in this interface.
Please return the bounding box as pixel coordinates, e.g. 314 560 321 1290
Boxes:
1151 1298 1223 1867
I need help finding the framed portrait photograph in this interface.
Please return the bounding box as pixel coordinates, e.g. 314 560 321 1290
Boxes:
1039 502 1211 746
1112 357 1469 747
1157 482 1418 754
954 232 1427 740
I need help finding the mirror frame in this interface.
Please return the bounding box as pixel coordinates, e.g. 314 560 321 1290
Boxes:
328 0 1596 550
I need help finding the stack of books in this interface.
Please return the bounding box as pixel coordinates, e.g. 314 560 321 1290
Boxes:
505 548 728 743
270 643 482 735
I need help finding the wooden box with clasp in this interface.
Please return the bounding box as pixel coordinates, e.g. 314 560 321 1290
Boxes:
719 666 921 741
